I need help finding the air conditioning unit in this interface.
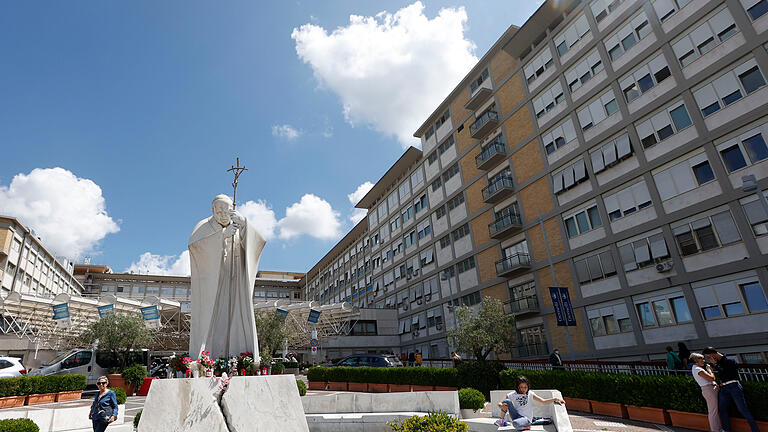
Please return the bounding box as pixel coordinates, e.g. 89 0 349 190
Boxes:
417 299 423 305
425 294 432 302
413 269 419 276
412 330 420 337
655 261 673 273
402 303 409 311
436 324 443 331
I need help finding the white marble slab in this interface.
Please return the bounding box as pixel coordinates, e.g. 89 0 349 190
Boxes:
221 375 309 432
138 378 229 432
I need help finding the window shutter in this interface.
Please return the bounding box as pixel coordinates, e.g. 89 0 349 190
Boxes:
616 134 632 159
649 234 669 259
591 150 606 173
712 211 741 244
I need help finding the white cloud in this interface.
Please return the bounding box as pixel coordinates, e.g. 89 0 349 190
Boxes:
125 250 190 276
271 124 302 140
278 194 342 240
237 200 278 240
347 181 373 224
0 167 119 259
292 1 477 147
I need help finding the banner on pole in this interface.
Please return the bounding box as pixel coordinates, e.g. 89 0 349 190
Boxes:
307 309 321 324
548 287 566 326
140 305 161 329
276 308 288 318
559 287 577 326
97 304 114 318
52 303 71 329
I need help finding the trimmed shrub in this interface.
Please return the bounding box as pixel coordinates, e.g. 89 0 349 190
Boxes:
0 418 39 432
296 380 307 396
306 367 326 382
457 361 505 398
0 375 87 397
432 368 458 388
310 366 459 388
271 362 285 375
134 410 142 428
58 374 87 392
0 377 21 398
110 387 127 405
283 362 300 369
121 364 147 390
458 388 485 410
388 411 468 431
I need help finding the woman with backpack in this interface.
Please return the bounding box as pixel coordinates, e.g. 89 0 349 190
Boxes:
666 345 683 373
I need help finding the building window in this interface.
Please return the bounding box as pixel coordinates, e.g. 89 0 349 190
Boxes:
402 206 414 223
457 256 476 273
524 47 554 85
404 231 416 247
414 195 428 213
565 49 603 93
741 192 768 236
694 278 768 319
591 0 625 23
533 82 565 119
451 223 471 241
447 192 465 210
635 101 692 149
693 58 767 117
672 210 741 256
470 68 490 93
653 0 692 22
672 7 738 68
435 205 447 219
552 159 588 194
439 235 451 249
588 302 632 336
442 163 460 182
603 180 652 221
590 132 633 174
543 119 578 155
431 177 442 192
620 52 671 103
574 250 617 284
577 90 619 131
635 294 692 328
427 151 438 165
417 224 431 239
618 232 670 271
653 151 715 201
744 0 768 21
554 14 590 57
603 11 651 62
563 204 603 238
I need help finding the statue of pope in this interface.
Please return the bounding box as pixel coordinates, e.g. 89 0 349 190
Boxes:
188 194 265 360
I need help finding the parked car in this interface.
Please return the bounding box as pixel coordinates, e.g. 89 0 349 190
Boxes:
333 354 403 367
0 357 26 377
29 348 150 387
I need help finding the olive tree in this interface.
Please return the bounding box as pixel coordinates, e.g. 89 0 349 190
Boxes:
79 312 153 368
253 310 289 365
448 296 516 361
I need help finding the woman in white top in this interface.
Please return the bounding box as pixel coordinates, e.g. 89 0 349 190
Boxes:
496 376 564 430
690 353 721 432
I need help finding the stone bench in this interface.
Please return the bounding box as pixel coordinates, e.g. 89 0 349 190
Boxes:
302 391 459 432
462 390 571 432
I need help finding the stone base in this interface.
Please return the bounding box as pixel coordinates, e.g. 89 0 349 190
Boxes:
138 376 308 432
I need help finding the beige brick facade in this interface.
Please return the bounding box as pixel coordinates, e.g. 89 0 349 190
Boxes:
464 178 486 215
496 72 525 116
536 261 573 308
477 246 500 283
545 312 589 354
460 147 481 184
470 209 493 248
502 107 534 148
490 49 518 87
482 282 507 301
528 217 565 262
511 138 544 185
518 177 554 222
456 120 475 154
451 91 471 128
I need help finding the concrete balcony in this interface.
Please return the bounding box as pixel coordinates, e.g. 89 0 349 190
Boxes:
465 81 493 111
489 212 522 239
516 342 549 358
470 110 499 139
482 176 515 204
506 295 539 316
475 138 507 171
496 253 531 277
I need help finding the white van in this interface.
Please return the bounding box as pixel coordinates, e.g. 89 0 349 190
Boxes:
31 349 149 387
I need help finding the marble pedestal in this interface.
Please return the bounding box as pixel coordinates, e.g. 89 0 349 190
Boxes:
138 375 308 432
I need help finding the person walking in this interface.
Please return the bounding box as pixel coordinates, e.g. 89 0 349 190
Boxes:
678 342 692 370
549 348 564 370
665 346 683 372
689 353 721 432
414 350 422 367
88 376 118 432
407 351 415 367
702 347 759 432
451 351 462 368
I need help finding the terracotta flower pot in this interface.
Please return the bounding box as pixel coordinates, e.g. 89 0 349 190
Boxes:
347 382 367 392
626 405 670 425
563 397 591 413
308 381 327 390
591 401 628 418
434 386 457 391
388 384 411 392
107 374 134 395
327 381 348 391
668 410 710 431
0 395 26 408
55 390 83 402
411 385 434 392
367 383 388 393
25 393 57 405
729 417 768 432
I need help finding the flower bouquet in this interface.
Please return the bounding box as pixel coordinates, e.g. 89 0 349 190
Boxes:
214 357 228 376
238 352 255 375
198 350 215 377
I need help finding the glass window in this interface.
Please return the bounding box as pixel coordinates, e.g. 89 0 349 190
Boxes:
637 302 656 327
702 102 721 116
609 45 623 61
743 134 768 163
605 99 619 116
587 206 602 228
653 300 676 326
638 74 654 93
741 282 768 312
748 0 768 20
723 302 745 316
692 161 715 185
565 218 578 237
670 296 692 322
575 212 591 233
590 317 607 336
677 231 698 255
722 90 743 106
669 105 692 131
739 66 766 94
721 145 748 172
604 315 619 334
621 33 637 51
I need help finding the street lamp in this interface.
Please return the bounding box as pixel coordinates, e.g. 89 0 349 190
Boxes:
440 270 458 329
742 174 768 218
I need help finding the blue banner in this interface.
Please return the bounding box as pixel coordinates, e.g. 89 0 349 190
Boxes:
98 304 114 318
559 287 577 326
52 303 70 320
307 309 321 324
140 305 160 329
276 308 288 317
549 287 566 326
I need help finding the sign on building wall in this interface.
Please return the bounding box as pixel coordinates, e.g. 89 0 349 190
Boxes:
52 303 71 329
140 305 160 329
97 304 114 318
549 287 576 327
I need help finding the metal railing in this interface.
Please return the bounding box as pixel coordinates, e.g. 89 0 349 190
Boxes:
495 253 531 275
475 138 506 166
489 212 522 236
506 295 539 315
470 110 499 136
482 176 514 200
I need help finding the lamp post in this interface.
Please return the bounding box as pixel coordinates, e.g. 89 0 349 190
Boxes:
440 270 458 329
742 174 768 218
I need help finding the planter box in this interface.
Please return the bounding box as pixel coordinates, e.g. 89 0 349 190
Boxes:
347 382 367 392
107 374 134 396
460 408 484 419
626 405 669 425
411 385 434 392
327 381 348 391
0 395 26 409
730 417 768 432
591 401 628 418
25 393 57 405
435 386 457 391
564 397 591 413
137 378 153 396
55 390 83 402
367 383 388 393
388 384 411 392
308 381 327 390
668 410 709 431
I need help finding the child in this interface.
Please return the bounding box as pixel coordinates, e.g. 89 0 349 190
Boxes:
495 375 565 429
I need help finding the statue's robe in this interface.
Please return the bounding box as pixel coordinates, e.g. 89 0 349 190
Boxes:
188 216 265 359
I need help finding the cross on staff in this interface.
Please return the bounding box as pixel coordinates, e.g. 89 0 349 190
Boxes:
227 157 248 206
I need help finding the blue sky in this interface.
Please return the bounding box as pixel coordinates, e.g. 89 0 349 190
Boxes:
0 1 541 275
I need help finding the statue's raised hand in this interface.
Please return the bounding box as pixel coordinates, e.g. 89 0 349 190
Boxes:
229 210 246 228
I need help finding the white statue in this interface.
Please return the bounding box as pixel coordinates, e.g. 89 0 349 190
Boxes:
189 194 265 360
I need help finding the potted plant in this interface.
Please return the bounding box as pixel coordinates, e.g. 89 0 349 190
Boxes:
0 377 26 408
563 397 591 413
459 388 486 419
120 364 147 396
590 400 628 418
55 375 86 402
307 367 327 390
24 376 57 405
326 367 349 391
667 410 710 430
366 368 388 393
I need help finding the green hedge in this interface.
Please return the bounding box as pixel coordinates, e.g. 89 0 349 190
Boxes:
458 388 485 410
456 361 505 398
0 418 39 432
308 367 459 388
296 380 307 396
111 387 127 405
282 361 300 369
388 411 468 432
0 375 86 397
498 369 768 421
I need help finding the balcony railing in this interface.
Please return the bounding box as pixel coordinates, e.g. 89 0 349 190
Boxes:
470 110 499 138
489 212 522 239
465 81 493 111
516 342 549 358
475 139 507 170
496 253 531 277
482 176 515 203
507 295 539 316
